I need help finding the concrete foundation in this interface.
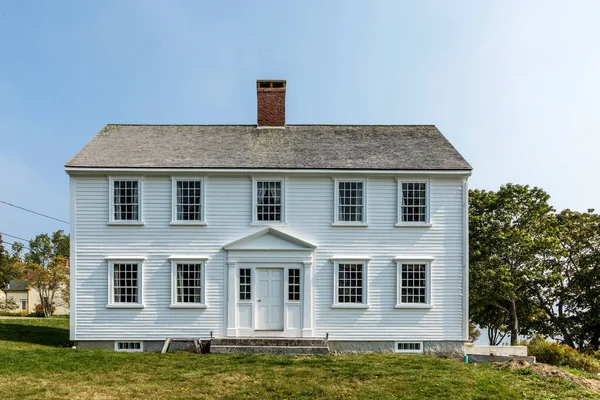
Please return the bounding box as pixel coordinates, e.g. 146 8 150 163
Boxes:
467 354 536 364
74 340 202 352
328 340 465 358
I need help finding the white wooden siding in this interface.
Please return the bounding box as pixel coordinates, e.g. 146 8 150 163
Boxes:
71 174 466 341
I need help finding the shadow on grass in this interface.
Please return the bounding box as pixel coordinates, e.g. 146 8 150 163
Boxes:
0 323 70 348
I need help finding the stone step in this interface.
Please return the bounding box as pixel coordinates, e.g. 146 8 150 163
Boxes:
211 338 327 347
210 345 330 355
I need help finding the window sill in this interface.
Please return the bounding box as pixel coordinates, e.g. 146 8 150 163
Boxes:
169 304 207 309
331 223 369 227
395 223 432 228
250 222 287 227
107 222 145 226
331 304 370 309
106 304 145 309
170 221 207 226
394 304 432 309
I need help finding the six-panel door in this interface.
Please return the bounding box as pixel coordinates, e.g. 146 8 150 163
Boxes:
256 268 284 330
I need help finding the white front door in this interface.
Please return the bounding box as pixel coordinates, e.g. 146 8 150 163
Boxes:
256 268 284 330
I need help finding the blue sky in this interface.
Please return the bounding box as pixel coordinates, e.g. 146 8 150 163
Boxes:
1 1 599 244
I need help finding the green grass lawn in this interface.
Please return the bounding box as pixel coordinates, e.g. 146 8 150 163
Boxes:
0 319 597 399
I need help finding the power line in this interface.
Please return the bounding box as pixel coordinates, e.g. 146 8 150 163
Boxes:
0 240 30 251
0 232 29 242
0 200 69 225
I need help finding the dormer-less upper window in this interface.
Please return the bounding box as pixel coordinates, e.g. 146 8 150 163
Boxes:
109 177 142 224
252 178 285 224
333 179 367 226
171 178 205 225
397 180 430 226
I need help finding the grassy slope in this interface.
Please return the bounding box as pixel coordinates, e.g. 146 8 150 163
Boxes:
0 319 596 400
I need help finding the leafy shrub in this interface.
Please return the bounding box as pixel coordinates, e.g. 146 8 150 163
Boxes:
0 298 18 312
32 303 56 317
0 310 28 317
526 335 600 373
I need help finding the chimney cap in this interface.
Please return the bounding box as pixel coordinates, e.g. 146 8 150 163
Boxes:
257 80 286 89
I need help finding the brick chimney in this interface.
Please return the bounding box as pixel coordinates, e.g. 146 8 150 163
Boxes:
257 80 286 127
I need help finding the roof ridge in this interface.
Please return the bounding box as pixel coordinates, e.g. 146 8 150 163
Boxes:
103 124 437 127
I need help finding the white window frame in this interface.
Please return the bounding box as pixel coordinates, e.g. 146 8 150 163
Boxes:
170 177 207 225
106 257 145 308
333 178 368 227
394 257 433 309
114 341 144 352
108 176 144 225
331 257 370 308
169 256 208 308
287 267 302 303
396 179 431 227
251 177 286 225
394 341 424 354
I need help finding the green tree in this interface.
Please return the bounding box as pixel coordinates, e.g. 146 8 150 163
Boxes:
534 209 600 350
17 230 70 317
0 235 24 309
469 184 555 345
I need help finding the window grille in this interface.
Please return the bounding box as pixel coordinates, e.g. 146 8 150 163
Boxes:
401 264 427 304
401 182 427 223
176 180 202 221
288 269 301 301
113 263 139 303
256 181 282 221
338 181 364 222
239 269 251 300
113 180 139 221
337 263 364 304
176 263 202 303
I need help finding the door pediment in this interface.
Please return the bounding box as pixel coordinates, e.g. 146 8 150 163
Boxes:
223 227 316 251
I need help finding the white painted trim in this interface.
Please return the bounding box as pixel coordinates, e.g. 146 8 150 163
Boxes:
463 178 470 341
114 341 144 352
168 256 209 261
66 167 472 176
331 304 369 309
396 179 430 226
69 176 76 340
394 256 435 262
394 341 424 354
108 176 144 224
394 223 432 228
395 259 432 307
252 177 286 224
331 256 372 261
332 259 369 307
170 259 207 307
223 227 317 250
331 223 369 228
333 178 368 225
170 176 206 224
106 259 144 308
394 304 433 309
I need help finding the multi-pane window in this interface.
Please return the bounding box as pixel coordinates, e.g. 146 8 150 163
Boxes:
400 182 427 223
400 263 427 304
256 180 282 222
239 268 251 300
115 342 143 352
175 180 203 221
337 263 365 304
395 342 423 353
113 180 140 221
175 263 202 303
336 181 365 223
112 263 140 303
288 269 301 301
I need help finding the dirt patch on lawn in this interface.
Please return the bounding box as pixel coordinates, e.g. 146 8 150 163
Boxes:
497 359 600 394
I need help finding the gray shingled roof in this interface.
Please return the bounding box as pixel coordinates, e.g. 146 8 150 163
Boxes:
65 125 471 170
4 279 28 291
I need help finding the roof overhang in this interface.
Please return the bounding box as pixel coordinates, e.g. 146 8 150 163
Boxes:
65 167 472 176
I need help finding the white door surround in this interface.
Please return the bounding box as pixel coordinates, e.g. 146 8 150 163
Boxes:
256 268 284 330
223 227 315 338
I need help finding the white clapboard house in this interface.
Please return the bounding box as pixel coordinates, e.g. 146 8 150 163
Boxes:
65 80 472 355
